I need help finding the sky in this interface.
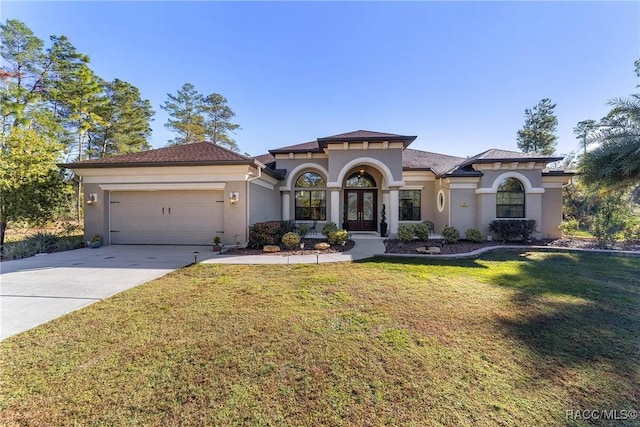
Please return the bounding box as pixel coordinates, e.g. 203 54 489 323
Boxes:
2 1 639 159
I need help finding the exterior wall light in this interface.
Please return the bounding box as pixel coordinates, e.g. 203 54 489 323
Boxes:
229 191 239 205
87 193 98 205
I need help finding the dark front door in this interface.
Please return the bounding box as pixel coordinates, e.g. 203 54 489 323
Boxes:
345 189 377 231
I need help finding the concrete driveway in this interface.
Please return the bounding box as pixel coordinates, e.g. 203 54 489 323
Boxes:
0 245 217 341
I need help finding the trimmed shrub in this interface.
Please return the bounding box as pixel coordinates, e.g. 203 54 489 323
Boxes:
413 222 430 241
281 232 301 249
397 225 415 243
321 222 338 238
328 229 349 246
296 223 309 239
248 220 297 249
489 219 536 241
558 219 579 239
465 228 483 243
248 221 281 249
442 226 460 244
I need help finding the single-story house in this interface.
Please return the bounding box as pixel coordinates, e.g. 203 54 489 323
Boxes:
63 130 572 245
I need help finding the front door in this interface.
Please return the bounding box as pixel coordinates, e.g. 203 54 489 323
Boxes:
345 189 377 231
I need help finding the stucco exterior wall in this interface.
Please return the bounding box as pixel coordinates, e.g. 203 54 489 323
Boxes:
397 180 435 227
222 181 248 245
541 187 563 239
327 149 404 185
449 188 477 234
249 181 280 225
83 183 109 244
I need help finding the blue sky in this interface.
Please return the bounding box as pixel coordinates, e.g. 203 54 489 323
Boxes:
3 1 639 158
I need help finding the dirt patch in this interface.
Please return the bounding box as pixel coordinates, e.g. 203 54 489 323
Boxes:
222 238 355 256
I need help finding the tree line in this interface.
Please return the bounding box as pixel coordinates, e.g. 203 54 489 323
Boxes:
515 60 640 247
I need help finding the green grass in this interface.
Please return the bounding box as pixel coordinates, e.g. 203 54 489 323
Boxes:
1 251 639 426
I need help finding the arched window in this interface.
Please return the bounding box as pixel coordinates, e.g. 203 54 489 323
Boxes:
496 178 525 218
294 172 326 220
345 172 375 187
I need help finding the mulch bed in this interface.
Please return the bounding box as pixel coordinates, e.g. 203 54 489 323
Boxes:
222 237 640 257
384 237 640 255
222 238 355 256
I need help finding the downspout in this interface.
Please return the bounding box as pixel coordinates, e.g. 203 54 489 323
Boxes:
245 161 263 245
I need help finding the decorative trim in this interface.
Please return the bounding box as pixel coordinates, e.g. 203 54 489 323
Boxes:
437 190 445 213
282 163 330 191
475 171 545 194
250 179 275 190
99 182 226 191
400 185 424 190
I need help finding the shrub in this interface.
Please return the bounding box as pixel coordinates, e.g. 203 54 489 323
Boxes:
558 219 579 239
248 221 281 249
413 223 430 241
488 219 536 241
321 222 338 238
30 232 59 252
1 241 35 260
442 226 460 244
281 232 301 249
296 223 309 239
328 229 349 246
397 225 414 243
56 236 84 251
558 219 580 239
624 219 640 242
248 220 298 249
465 228 483 243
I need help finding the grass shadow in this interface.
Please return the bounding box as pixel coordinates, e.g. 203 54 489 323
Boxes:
485 251 640 375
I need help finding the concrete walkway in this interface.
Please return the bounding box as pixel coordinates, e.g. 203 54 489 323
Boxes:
203 234 387 264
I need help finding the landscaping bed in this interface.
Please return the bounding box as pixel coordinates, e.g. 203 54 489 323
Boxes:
223 238 355 256
384 237 640 255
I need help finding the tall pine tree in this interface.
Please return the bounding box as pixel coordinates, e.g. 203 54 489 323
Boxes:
162 83 240 150
516 98 558 156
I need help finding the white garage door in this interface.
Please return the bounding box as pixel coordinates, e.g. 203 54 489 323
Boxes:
110 191 224 245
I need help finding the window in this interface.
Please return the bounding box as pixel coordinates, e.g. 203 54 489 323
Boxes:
496 178 525 218
437 190 445 213
295 172 326 220
399 190 421 221
345 172 375 187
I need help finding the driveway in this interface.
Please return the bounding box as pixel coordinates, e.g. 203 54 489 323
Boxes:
0 245 217 340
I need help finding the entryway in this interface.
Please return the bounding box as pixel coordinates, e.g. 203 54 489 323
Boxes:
345 189 377 231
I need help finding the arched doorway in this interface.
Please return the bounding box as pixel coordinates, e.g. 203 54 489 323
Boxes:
344 171 377 231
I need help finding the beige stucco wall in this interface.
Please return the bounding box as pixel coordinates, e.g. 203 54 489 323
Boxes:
82 183 110 244
541 187 563 239
326 148 404 185
449 188 477 234
249 181 280 225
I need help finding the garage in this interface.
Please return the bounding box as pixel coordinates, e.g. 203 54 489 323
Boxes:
109 190 224 245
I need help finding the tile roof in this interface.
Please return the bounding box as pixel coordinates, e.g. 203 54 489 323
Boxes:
460 149 563 166
269 140 322 154
402 149 467 176
252 153 276 165
318 130 416 141
63 142 253 168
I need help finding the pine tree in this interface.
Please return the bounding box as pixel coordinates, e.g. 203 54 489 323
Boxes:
202 93 240 151
88 79 154 157
161 83 206 145
516 98 558 155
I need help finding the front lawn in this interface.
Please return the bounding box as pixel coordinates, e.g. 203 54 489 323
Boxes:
1 251 639 426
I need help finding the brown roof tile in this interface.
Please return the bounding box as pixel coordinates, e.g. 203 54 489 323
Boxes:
269 140 321 154
63 142 253 168
402 149 467 176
